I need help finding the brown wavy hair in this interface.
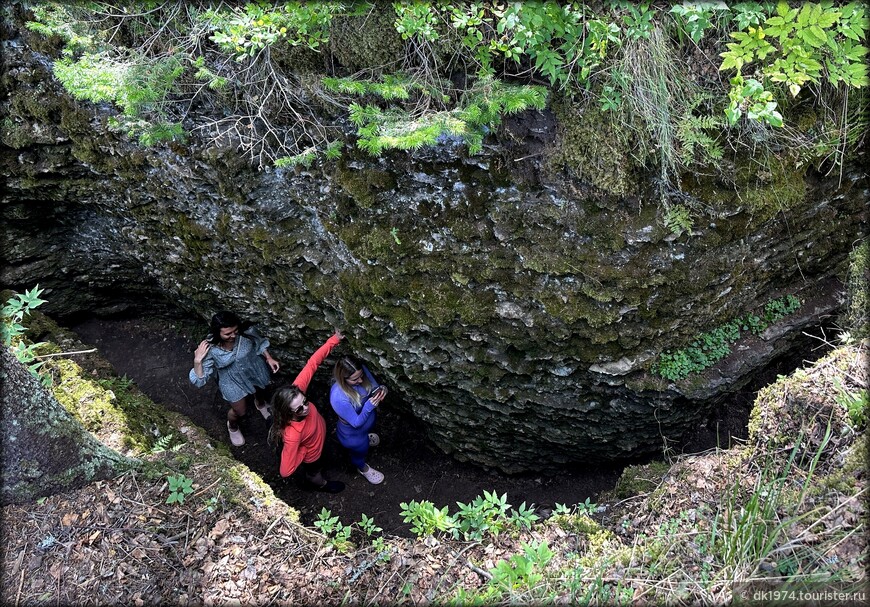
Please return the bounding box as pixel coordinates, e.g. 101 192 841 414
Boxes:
268 384 308 446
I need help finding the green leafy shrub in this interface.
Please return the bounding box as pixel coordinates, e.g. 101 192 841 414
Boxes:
488 541 554 594
454 490 511 541
670 2 730 45
720 1 869 126
206 1 356 59
314 507 354 550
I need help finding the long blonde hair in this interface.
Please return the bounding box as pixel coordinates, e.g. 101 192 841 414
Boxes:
333 356 372 408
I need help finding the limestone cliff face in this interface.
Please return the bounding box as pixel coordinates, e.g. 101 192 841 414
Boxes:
2 24 866 472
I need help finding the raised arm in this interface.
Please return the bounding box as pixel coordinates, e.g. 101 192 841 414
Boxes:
292 331 343 392
189 341 214 387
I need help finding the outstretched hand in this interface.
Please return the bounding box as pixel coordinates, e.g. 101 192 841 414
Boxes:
334 329 344 341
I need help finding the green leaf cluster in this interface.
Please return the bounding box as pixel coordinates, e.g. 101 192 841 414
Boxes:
206 1 358 60
670 1 730 45
488 541 554 594
654 294 802 381
400 492 540 541
399 500 457 537
393 1 440 42
616 1 656 41
663 204 693 237
165 474 194 505
314 507 354 550
459 2 619 87
2 286 49 382
720 1 868 125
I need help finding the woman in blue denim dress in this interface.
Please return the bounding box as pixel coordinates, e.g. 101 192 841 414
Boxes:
190 311 280 446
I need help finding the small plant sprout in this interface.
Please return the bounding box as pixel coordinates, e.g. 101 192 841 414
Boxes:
390 227 401 244
553 502 572 516
203 495 220 514
166 474 194 505
577 497 598 516
508 501 540 531
315 507 353 550
358 513 382 538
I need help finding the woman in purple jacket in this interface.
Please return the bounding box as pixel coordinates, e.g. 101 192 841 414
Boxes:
329 356 388 484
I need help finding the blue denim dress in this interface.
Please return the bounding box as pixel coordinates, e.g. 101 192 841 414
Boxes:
189 327 271 402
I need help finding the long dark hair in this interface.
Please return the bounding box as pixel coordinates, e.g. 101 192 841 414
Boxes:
268 384 308 446
206 310 253 345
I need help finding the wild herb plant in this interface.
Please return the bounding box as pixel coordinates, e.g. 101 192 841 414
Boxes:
720 2 869 126
165 473 194 505
669 2 730 45
553 502 573 516
833 379 868 429
357 513 391 561
615 1 656 41
203 494 221 514
454 490 511 541
314 507 353 550
507 501 540 532
486 541 555 602
206 2 351 59
2 286 49 383
576 497 598 516
399 500 457 537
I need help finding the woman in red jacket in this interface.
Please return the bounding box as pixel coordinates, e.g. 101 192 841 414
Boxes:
268 330 345 493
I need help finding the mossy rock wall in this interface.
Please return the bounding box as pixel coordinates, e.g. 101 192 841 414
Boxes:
2 24 866 472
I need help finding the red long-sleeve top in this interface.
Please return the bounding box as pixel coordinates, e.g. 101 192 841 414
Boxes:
279 334 341 477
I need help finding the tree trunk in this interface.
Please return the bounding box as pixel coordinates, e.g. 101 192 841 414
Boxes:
0 346 135 505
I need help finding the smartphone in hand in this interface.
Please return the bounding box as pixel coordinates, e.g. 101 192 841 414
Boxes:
367 386 385 401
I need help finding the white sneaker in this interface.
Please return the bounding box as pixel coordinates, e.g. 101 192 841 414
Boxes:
256 400 272 420
227 422 245 447
368 433 380 447
359 466 384 484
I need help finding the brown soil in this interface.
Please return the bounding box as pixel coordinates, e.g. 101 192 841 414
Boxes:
68 314 625 536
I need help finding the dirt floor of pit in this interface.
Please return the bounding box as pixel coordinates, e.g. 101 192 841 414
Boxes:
69 315 634 535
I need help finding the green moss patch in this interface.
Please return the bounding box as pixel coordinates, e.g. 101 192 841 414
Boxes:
50 358 173 455
544 93 637 197
612 459 671 499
